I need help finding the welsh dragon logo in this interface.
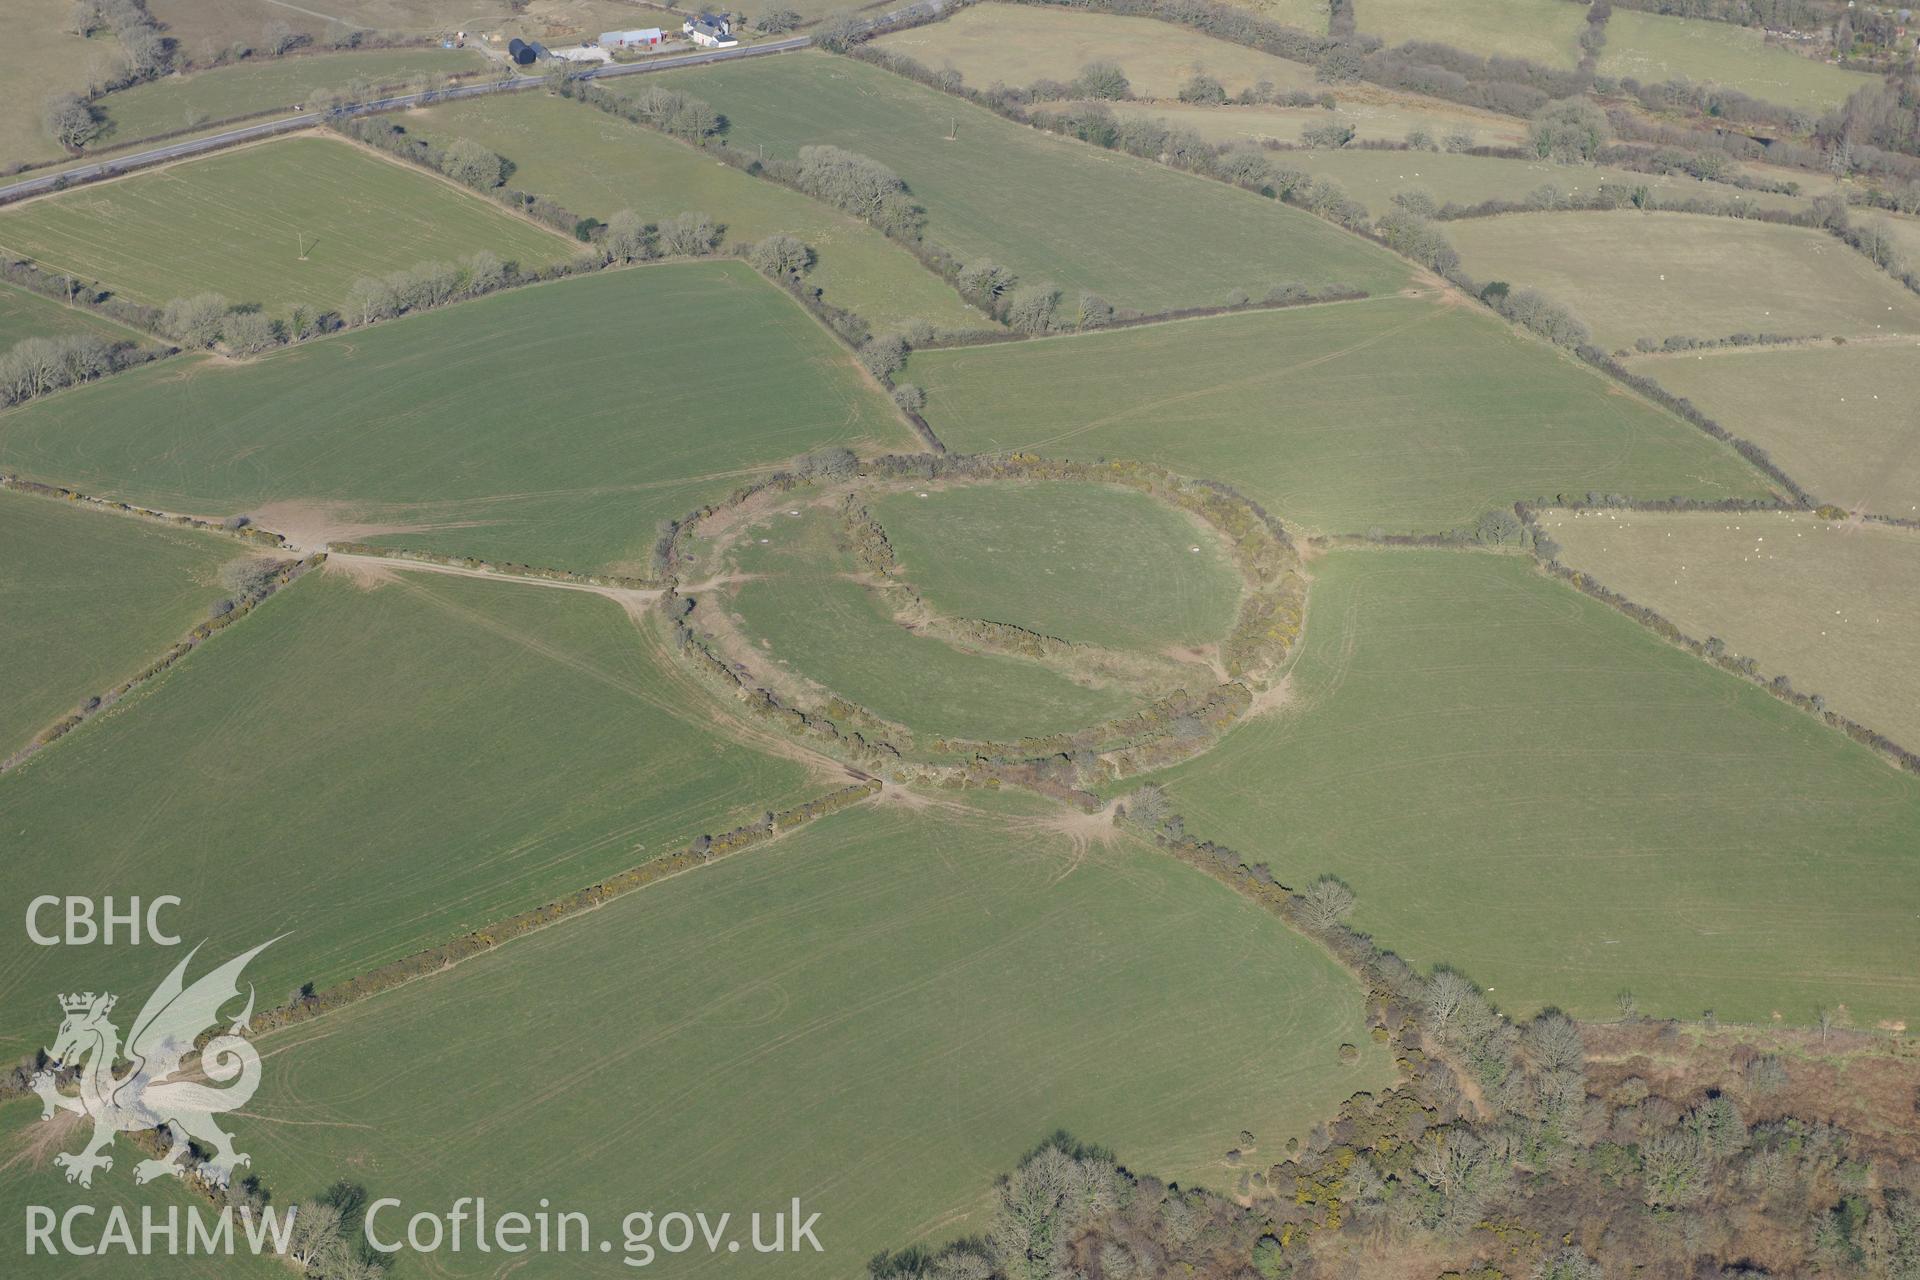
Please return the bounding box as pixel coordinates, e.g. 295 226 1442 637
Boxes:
31 939 277 1189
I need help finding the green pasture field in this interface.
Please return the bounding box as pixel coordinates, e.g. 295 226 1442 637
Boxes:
241 801 1392 1277
0 136 573 316
0 2 119 171
1102 97 1530 150
1359 0 1588 67
0 1097 288 1278
1624 340 1920 518
93 47 491 148
0 280 141 348
0 262 912 573
872 2 1321 99
905 296 1774 535
1272 147 1810 216
726 506 1143 740
1600 9 1880 114
0 490 248 756
1545 509 1920 750
401 93 985 331
1144 548 1920 1027
0 564 820 1053
645 52 1411 311
869 481 1243 652
1447 212 1920 349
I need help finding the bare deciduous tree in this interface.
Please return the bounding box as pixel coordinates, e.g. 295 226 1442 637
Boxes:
605 210 655 264
656 211 719 258
748 233 813 278
160 292 230 348
1298 876 1356 932
43 93 102 150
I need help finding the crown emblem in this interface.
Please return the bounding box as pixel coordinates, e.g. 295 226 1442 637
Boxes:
59 992 115 1016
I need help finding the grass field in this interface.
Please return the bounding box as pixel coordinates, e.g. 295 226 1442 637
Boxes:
143 0 650 61
0 564 821 1051
0 262 912 573
647 52 1411 310
873 3 1321 99
401 93 985 331
1266 147 1810 216
240 801 1392 1277
0 279 141 347
0 1097 289 1278
0 2 121 171
93 47 490 147
728 506 1144 740
1546 508 1920 751
1878 213 1920 272
0 490 248 756
1102 97 1530 150
146 0 335 62
1448 212 1920 349
870 481 1243 652
1625 340 1920 517
0 136 573 316
1144 548 1920 1026
146 0 519 55
1359 0 1588 67
1600 10 1880 114
905 296 1774 535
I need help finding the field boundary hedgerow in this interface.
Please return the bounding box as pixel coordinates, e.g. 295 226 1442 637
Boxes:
908 285 1373 349
0 255 166 335
250 782 883 1036
1307 485 1808 552
0 470 302 771
0 778 883 1105
338 97 975 407
561 55 1415 329
1571 345 1818 506
0 472 290 547
1514 501 1920 778
1 217 838 413
0 541 322 774
330 128 587 245
836 38 1833 528
546 72 995 333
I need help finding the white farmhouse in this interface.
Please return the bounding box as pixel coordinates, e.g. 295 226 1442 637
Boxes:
683 13 738 47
